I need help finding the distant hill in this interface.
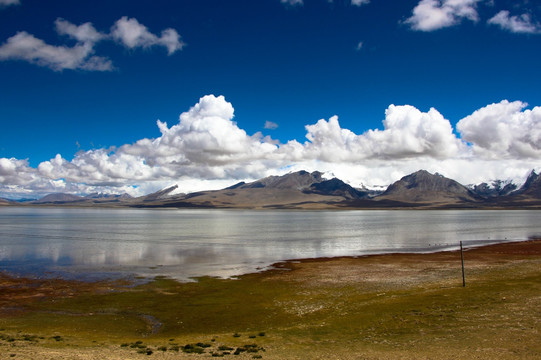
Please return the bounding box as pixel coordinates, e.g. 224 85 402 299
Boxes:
233 170 324 190
469 180 517 198
148 171 370 209
378 170 480 205
85 193 133 200
0 198 12 205
33 193 85 204
305 177 370 199
18 168 541 209
512 170 541 198
142 185 181 201
33 192 133 205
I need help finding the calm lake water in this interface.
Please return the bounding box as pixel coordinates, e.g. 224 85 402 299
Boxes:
1 207 540 281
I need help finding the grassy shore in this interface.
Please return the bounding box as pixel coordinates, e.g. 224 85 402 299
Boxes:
1 240 541 359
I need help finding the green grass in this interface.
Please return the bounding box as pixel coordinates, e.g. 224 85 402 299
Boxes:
1 254 541 358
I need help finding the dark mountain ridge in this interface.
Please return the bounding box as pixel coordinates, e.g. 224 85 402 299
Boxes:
33 193 86 204
22 168 541 209
470 180 517 198
378 170 480 204
512 170 541 198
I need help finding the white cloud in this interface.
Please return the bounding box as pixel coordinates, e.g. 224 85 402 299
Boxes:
356 41 363 50
35 95 280 191
456 100 541 159
281 0 303 6
111 16 184 55
265 121 279 130
351 0 370 6
0 31 112 71
294 104 462 162
488 10 541 34
55 18 105 43
2 96 541 197
0 0 19 7
0 16 184 71
405 0 481 31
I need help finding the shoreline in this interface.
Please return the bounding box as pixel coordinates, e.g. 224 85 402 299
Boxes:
1 237 537 280
5 201 541 210
0 237 529 285
2 237 540 293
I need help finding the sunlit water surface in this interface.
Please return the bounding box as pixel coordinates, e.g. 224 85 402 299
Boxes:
1 207 540 281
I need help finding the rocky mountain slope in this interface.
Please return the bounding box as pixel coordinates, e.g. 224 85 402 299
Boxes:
20 168 541 209
377 170 480 204
146 171 370 209
33 193 86 204
512 170 541 198
0 198 12 205
469 180 517 197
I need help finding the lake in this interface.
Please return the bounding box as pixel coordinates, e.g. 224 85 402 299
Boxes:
1 207 540 281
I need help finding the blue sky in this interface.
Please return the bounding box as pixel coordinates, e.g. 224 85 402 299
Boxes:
1 0 540 198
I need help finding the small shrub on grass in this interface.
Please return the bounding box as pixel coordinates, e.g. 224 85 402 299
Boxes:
196 342 212 348
249 335 256 339
182 344 205 354
120 343 129 347
22 334 38 342
50 336 63 342
129 341 146 349
137 348 153 355
233 347 246 355
233 333 241 338
258 332 265 337
253 356 263 359
157 346 167 351
218 345 234 351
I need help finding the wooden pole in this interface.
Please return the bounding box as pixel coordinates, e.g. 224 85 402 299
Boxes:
460 241 466 287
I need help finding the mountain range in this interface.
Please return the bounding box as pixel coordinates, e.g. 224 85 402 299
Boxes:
6 169 541 209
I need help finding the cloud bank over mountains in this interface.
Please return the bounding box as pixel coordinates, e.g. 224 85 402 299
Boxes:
1 95 540 199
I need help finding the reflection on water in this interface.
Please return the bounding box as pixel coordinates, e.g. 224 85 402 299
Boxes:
1 207 540 281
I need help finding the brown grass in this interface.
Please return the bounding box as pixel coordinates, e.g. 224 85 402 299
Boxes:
1 240 541 359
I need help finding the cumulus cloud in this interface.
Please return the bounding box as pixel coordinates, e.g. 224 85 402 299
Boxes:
0 157 85 199
55 18 105 43
281 0 303 6
296 104 462 162
457 100 541 159
111 17 184 55
0 31 112 71
0 16 183 71
264 121 279 130
488 10 541 34
351 0 370 6
355 41 363 50
405 0 481 31
2 95 541 198
0 0 19 7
